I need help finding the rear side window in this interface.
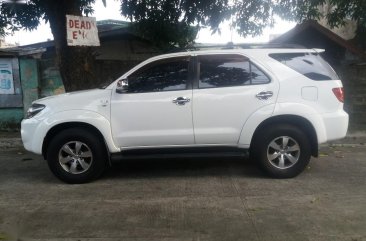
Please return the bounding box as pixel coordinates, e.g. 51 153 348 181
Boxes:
269 53 339 81
198 54 270 88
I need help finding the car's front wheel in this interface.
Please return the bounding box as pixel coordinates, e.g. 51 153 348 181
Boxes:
252 124 311 178
47 128 107 184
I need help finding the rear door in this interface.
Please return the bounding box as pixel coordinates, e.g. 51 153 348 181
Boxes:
192 54 278 145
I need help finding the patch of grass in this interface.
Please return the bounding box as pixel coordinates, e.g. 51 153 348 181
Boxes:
0 232 9 240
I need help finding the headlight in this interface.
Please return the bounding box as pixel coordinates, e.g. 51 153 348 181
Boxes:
26 103 45 119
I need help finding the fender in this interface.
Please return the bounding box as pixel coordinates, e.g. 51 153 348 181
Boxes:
272 103 327 143
31 110 120 154
238 104 275 148
238 102 327 147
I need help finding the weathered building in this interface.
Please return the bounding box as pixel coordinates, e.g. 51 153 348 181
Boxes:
0 20 164 130
24 20 163 98
0 47 43 129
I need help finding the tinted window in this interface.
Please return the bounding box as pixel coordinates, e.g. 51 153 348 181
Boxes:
269 53 339 80
128 57 189 93
251 64 270 84
198 55 270 88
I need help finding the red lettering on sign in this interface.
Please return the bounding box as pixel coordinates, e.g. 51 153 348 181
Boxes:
68 18 94 31
67 16 99 45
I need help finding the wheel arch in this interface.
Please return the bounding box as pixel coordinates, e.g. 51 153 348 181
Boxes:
42 122 108 160
250 115 319 157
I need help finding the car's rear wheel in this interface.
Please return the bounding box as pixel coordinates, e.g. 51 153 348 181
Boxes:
47 128 107 184
252 124 311 178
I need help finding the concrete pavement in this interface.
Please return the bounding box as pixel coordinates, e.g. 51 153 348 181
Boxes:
0 132 365 241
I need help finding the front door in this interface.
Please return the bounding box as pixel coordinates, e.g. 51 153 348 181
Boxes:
111 56 194 148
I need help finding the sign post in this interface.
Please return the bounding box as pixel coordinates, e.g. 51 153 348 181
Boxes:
66 15 100 46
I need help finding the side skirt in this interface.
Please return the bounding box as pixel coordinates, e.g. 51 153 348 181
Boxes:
110 146 249 162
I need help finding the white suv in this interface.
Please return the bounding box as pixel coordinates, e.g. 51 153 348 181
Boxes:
21 49 349 183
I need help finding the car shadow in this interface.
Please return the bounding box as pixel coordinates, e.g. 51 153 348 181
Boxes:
101 156 264 180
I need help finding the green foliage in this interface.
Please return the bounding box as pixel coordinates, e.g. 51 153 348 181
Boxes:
0 0 96 36
0 1 40 34
326 0 366 28
130 20 198 50
120 0 366 47
1 0 366 47
324 0 366 47
120 0 228 48
120 0 324 40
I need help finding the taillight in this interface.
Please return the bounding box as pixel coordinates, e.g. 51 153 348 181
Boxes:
332 87 344 103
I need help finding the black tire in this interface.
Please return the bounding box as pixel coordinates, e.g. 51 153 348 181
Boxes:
251 124 311 178
46 128 107 184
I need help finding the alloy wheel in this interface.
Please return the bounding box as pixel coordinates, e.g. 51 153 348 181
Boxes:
267 136 300 169
58 141 93 174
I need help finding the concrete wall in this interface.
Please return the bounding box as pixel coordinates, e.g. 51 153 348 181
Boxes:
338 64 366 131
94 37 161 85
0 58 39 130
39 59 64 98
0 108 23 130
0 57 23 130
96 38 159 61
0 57 22 108
20 59 39 114
36 36 162 93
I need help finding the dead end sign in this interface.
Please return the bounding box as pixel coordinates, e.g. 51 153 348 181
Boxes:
66 15 100 46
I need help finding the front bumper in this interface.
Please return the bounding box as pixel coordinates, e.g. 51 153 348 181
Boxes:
21 118 43 155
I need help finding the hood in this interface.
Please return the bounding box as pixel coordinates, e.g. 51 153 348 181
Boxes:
34 88 112 113
35 89 98 103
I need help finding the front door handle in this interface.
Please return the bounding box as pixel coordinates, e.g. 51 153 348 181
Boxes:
256 91 273 100
172 97 190 105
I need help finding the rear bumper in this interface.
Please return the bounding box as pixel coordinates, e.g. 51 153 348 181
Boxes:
320 110 349 143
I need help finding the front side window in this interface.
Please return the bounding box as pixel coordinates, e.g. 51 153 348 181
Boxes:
198 55 270 88
127 57 190 93
269 53 339 81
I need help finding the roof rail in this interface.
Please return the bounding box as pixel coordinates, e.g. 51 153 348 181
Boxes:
164 42 307 53
241 43 307 49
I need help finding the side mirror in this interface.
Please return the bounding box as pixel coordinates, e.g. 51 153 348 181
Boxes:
116 78 128 93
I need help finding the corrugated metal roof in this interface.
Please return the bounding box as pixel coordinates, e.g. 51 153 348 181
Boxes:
270 20 365 58
0 46 46 56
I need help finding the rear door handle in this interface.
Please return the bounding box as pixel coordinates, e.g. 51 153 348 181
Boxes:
172 97 190 105
256 91 273 100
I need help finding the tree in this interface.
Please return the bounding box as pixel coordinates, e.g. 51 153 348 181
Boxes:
324 0 366 49
121 0 366 48
120 0 323 39
0 0 103 91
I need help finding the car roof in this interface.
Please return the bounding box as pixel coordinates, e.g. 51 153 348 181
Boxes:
148 48 325 60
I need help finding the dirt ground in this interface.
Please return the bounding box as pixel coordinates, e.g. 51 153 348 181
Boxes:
0 132 366 241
